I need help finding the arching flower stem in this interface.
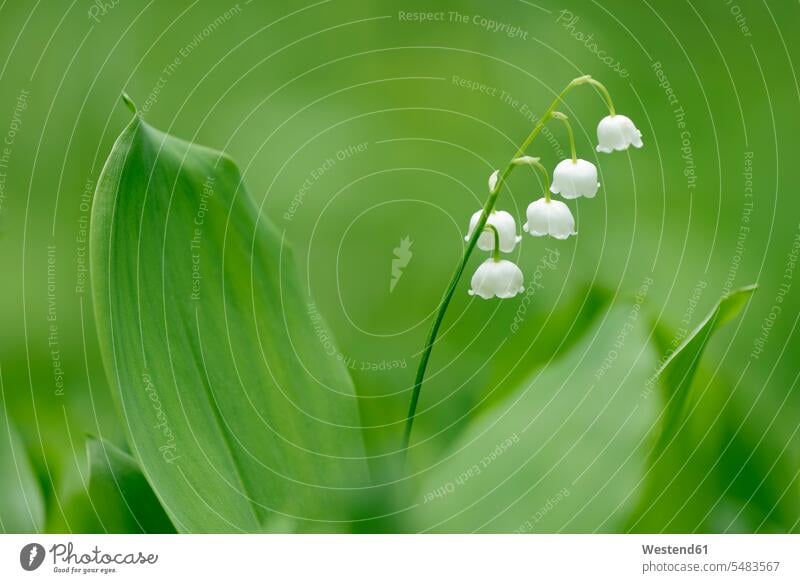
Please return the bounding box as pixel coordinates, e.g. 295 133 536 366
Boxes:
552 111 578 164
512 156 551 202
401 75 597 455
583 76 616 116
485 224 501 261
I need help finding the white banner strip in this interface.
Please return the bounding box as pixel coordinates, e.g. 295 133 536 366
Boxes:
0 534 798 582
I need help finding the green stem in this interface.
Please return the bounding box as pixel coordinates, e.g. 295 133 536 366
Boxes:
485 224 501 261
552 111 577 163
584 78 615 115
401 76 589 454
513 156 551 202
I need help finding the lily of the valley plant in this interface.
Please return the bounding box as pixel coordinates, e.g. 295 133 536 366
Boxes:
403 74 643 452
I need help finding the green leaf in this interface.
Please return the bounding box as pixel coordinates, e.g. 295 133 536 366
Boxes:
627 284 795 533
405 284 612 478
409 301 659 532
710 396 800 532
0 401 44 533
654 285 756 449
90 106 368 532
55 438 175 533
482 283 613 413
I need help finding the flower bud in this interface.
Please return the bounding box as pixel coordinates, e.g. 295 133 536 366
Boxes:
488 170 500 193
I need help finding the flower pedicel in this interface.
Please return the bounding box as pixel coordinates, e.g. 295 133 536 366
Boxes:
403 74 644 451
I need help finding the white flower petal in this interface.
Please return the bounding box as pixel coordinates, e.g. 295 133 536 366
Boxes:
469 259 524 299
524 198 550 237
550 158 600 199
465 209 521 252
596 114 643 153
525 198 577 239
547 200 577 239
490 210 521 252
494 260 525 298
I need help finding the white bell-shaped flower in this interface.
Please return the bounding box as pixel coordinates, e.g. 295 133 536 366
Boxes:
469 258 525 300
465 209 521 253
596 114 643 153
523 198 577 240
550 159 600 199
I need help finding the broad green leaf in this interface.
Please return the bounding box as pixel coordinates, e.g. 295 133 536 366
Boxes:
483 283 612 413
629 285 797 532
654 285 756 449
90 104 368 532
0 402 44 533
625 369 729 533
53 438 174 533
409 302 659 532
405 284 612 479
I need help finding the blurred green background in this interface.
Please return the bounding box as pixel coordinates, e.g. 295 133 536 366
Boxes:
0 0 798 533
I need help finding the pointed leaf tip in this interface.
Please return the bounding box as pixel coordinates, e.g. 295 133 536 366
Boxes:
121 92 138 115
654 283 756 451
